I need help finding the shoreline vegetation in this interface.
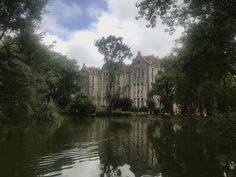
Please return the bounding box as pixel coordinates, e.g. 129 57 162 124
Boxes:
1 1 236 124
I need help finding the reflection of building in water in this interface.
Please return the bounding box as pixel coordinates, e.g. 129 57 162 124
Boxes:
173 122 181 133
98 119 161 176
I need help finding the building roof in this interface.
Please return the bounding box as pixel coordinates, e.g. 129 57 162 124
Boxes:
81 51 160 74
132 51 160 66
81 64 101 75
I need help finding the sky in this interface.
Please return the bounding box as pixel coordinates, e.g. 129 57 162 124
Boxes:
41 0 183 67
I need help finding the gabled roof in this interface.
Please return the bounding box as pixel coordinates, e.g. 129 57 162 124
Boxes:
132 51 160 66
81 64 101 75
143 55 155 64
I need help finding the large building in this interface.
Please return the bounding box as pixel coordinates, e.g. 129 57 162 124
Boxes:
80 51 160 108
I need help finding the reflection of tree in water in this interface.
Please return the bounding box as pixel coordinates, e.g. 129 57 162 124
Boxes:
99 164 135 177
99 119 132 176
205 118 236 177
1 117 235 177
147 120 236 177
0 118 103 177
99 119 160 177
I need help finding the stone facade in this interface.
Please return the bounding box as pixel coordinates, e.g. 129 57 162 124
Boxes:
80 51 160 108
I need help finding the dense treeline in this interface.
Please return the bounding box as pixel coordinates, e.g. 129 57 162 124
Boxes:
0 0 95 122
138 0 236 116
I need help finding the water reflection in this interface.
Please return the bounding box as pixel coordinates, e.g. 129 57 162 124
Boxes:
0 118 235 177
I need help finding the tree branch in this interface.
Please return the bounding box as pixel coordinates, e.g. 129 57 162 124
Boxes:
0 28 8 41
0 41 16 51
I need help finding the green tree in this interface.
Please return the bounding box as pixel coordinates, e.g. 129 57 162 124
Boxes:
95 35 133 112
146 98 156 110
67 93 96 115
0 0 84 121
150 57 176 113
110 97 133 111
0 0 47 50
40 52 80 108
137 0 236 115
174 21 236 115
136 0 236 32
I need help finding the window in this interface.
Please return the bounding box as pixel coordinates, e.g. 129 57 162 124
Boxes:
141 83 143 86
152 68 154 81
137 83 140 86
137 70 140 79
142 69 145 78
134 83 136 86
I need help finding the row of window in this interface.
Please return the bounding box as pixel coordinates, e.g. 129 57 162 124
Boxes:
136 90 143 94
133 83 144 86
133 98 144 101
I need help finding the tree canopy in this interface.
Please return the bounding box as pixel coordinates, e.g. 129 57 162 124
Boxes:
136 0 236 32
95 35 133 63
95 35 133 112
0 0 86 121
0 0 47 40
137 0 236 116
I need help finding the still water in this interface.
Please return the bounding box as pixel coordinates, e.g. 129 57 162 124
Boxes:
0 117 235 177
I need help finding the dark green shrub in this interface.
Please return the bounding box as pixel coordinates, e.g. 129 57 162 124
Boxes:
35 101 61 122
146 98 156 110
111 97 133 111
68 93 96 114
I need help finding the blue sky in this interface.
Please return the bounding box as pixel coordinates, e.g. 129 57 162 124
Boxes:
46 0 107 32
41 0 183 67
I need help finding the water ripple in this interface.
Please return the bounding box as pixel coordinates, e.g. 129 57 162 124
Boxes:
25 141 100 177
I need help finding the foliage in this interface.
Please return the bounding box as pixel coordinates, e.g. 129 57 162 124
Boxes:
137 0 236 116
96 107 107 114
121 97 133 111
146 98 156 110
95 35 133 112
0 0 82 121
175 20 236 115
95 35 133 63
41 53 80 108
0 53 36 119
150 57 176 113
136 0 236 33
110 97 133 111
35 101 61 123
67 93 96 115
0 0 47 52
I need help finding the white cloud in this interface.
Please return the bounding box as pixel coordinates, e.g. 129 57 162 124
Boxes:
87 4 104 19
41 0 184 67
41 14 69 37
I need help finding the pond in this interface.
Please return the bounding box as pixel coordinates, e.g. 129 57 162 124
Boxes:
0 117 235 177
